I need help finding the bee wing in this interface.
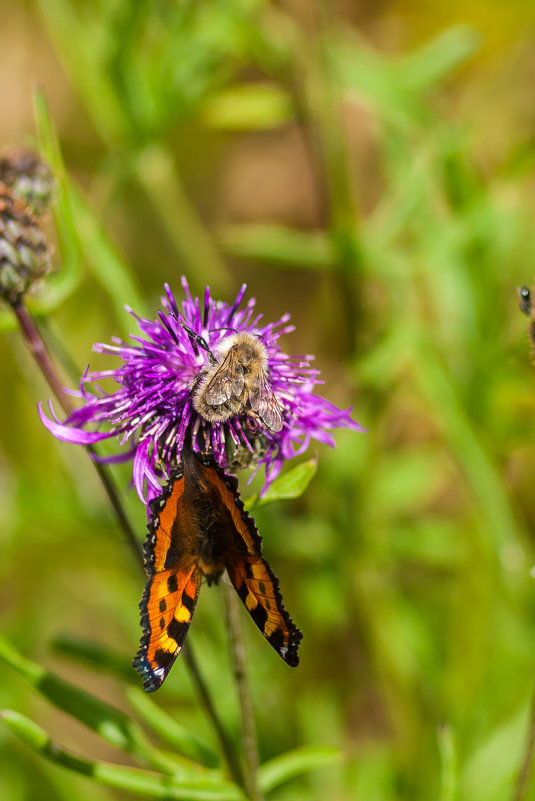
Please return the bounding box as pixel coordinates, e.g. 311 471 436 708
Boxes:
249 373 283 432
204 348 244 405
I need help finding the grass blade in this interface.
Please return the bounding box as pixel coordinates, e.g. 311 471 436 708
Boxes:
438 725 458 801
218 224 335 270
52 635 135 682
32 86 83 311
34 87 147 330
34 0 126 143
127 686 220 769
0 633 153 762
201 82 293 131
258 745 340 793
70 185 148 325
1 711 245 800
134 144 232 298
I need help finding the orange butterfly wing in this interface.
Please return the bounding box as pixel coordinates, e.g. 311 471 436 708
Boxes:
133 467 202 692
134 449 302 691
197 460 302 667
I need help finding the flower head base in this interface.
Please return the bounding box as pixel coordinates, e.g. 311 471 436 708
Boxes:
40 279 363 501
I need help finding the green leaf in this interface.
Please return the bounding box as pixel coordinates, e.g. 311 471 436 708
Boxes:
246 459 318 511
201 82 294 131
335 26 479 132
1 711 245 800
52 635 135 683
34 86 147 331
134 145 232 298
70 185 148 327
258 745 341 793
0 633 155 765
127 686 220 769
398 26 481 94
412 332 520 556
34 0 127 143
32 86 84 312
461 702 529 801
218 224 335 270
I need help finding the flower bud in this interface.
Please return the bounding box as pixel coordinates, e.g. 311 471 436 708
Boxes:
0 185 52 305
0 148 54 216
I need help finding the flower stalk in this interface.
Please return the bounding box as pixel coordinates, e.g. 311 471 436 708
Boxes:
10 296 247 787
224 584 264 801
11 297 142 563
0 158 242 787
182 643 244 787
512 686 535 801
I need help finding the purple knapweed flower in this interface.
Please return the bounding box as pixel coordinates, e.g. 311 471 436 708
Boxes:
40 278 362 502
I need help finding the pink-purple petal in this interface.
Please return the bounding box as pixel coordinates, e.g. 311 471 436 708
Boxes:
40 278 362 505
38 402 116 445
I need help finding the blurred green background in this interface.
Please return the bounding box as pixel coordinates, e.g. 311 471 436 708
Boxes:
2 1 535 799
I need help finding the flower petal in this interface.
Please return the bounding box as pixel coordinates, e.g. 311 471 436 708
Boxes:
40 278 363 504
38 401 116 445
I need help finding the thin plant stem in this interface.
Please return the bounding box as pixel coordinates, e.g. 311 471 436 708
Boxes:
182 642 244 787
11 297 142 563
224 584 263 801
135 144 232 299
310 3 361 357
512 685 535 801
280 0 361 355
11 297 241 786
437 724 458 801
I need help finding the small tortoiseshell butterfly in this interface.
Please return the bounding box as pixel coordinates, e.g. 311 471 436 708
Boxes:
133 445 302 691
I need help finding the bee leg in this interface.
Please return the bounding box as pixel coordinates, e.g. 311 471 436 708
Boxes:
180 321 218 364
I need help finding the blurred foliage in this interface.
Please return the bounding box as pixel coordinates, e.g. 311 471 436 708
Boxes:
2 1 535 800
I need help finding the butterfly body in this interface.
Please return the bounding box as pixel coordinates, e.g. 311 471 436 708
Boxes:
134 446 301 691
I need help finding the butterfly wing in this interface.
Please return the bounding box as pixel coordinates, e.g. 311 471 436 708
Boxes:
133 468 202 692
197 459 302 666
134 449 302 689
226 553 301 666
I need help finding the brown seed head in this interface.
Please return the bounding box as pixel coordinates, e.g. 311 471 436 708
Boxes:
0 148 54 216
0 185 52 305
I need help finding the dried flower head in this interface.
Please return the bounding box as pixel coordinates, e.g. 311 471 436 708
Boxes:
0 148 54 216
0 185 52 305
40 279 363 501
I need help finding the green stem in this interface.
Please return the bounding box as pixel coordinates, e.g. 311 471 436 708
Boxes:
512 688 535 801
12 298 142 562
280 1 361 354
312 2 361 355
135 145 232 299
183 642 244 788
224 585 263 801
